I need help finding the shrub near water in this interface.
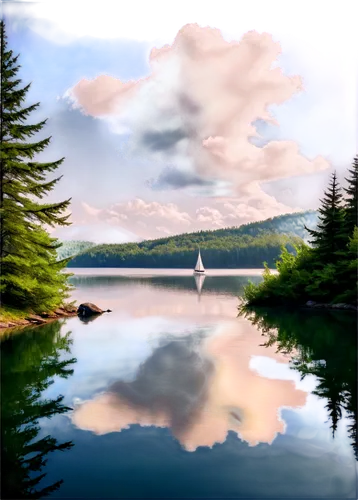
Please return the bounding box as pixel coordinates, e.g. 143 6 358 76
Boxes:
242 161 358 307
242 243 313 305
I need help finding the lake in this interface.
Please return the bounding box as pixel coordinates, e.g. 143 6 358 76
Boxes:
1 269 357 499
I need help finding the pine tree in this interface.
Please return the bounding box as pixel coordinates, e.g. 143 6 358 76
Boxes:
0 21 72 312
304 171 346 264
342 156 358 239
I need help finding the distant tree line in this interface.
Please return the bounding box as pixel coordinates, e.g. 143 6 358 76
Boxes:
67 211 318 269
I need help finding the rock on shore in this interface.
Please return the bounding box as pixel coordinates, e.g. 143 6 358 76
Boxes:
77 303 104 317
77 303 112 317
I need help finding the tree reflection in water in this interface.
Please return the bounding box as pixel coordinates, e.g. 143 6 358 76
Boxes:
1 321 77 498
239 307 357 460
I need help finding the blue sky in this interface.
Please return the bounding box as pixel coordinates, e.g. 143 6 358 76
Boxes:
6 24 150 101
2 0 356 242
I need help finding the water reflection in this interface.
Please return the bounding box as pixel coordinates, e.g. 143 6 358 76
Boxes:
71 320 307 451
5 273 354 499
239 306 358 460
69 274 262 298
0 322 77 498
194 274 205 299
69 274 259 322
78 314 102 324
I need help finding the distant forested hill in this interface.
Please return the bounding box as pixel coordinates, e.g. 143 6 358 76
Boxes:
67 211 318 269
56 241 96 261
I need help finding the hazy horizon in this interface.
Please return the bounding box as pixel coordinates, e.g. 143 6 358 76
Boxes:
57 208 318 244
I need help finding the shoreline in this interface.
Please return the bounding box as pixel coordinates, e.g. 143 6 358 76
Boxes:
67 267 278 277
241 301 358 312
0 306 78 333
2 294 356 336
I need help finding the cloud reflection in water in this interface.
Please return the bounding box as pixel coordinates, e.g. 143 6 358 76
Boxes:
71 319 307 451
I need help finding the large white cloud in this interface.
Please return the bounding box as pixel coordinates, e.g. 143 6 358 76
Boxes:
65 23 329 236
66 23 329 197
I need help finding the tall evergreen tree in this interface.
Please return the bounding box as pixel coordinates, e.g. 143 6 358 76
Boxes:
342 156 358 238
0 21 72 311
305 171 345 264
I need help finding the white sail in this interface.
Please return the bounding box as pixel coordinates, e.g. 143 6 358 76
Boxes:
194 250 205 272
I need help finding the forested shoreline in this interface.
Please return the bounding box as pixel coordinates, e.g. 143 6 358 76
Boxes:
67 211 317 268
241 160 358 308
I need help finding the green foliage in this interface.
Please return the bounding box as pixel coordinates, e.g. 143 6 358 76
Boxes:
331 226 358 304
0 304 30 321
242 243 312 305
0 21 72 312
239 307 357 458
69 232 302 269
67 211 318 269
342 156 358 238
242 162 358 307
1 321 77 498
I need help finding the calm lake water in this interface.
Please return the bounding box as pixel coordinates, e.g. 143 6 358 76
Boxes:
1 269 357 499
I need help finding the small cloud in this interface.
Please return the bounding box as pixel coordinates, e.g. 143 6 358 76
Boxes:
68 75 148 117
121 109 190 160
149 166 215 190
82 201 102 218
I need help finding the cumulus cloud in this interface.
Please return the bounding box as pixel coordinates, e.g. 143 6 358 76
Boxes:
81 188 300 239
4 2 355 244
70 51 179 120
68 24 329 225
81 198 194 239
196 207 224 227
66 75 148 117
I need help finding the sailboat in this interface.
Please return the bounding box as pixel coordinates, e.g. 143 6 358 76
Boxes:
193 248 205 274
